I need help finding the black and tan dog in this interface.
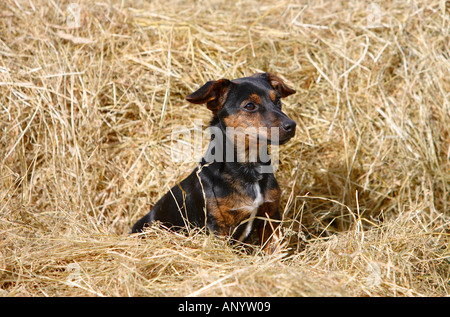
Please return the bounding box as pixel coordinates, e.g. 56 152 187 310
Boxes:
131 73 296 249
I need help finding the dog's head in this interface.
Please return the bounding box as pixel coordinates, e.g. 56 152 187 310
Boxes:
186 73 297 145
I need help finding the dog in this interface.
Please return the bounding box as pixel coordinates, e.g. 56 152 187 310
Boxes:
131 73 296 250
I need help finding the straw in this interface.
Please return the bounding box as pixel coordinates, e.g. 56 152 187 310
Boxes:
0 0 448 296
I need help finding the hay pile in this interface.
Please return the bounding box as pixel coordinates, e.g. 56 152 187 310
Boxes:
0 0 449 296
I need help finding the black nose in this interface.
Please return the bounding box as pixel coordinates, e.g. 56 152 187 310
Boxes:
281 120 296 133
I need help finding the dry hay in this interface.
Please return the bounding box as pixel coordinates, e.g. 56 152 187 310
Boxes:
0 0 449 297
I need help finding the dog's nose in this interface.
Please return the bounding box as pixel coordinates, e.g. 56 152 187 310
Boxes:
281 120 296 133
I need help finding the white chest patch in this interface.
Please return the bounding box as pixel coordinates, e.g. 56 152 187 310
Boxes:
238 183 263 241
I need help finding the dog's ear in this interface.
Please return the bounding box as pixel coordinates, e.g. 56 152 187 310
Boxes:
252 72 296 97
186 79 232 113
267 73 296 97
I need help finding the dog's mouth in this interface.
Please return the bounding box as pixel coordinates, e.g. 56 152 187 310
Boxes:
276 135 294 145
256 135 293 146
268 128 296 145
223 126 295 146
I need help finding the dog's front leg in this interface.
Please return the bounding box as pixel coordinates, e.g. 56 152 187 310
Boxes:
255 208 283 254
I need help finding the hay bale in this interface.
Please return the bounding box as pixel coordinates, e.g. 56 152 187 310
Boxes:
0 0 448 296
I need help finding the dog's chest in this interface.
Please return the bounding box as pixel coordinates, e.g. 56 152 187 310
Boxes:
236 183 264 241
206 181 276 238
237 183 264 213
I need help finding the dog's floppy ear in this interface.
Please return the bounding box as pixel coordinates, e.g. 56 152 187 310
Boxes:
252 72 296 97
186 79 232 113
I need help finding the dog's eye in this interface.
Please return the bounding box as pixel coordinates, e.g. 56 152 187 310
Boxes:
243 102 258 112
